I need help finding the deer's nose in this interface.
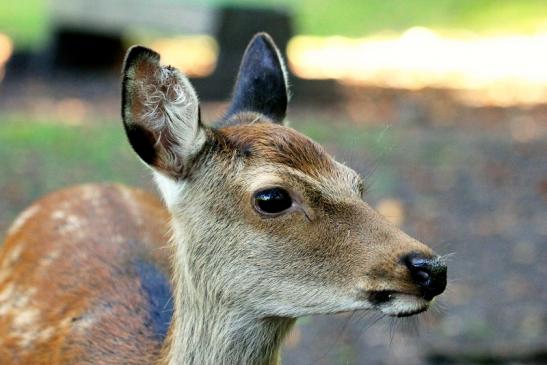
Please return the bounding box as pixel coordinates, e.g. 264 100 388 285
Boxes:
403 253 447 300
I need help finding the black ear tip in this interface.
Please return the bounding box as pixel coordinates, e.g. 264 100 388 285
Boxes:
249 32 280 53
123 45 160 73
253 32 274 43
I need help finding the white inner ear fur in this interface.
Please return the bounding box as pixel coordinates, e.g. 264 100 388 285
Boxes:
137 64 206 167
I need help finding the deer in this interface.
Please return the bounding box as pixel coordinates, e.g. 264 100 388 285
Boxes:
0 33 447 365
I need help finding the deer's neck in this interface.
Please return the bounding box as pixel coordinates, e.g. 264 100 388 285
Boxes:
160 230 295 365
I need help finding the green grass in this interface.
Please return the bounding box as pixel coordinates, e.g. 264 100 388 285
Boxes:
0 118 147 196
2 0 547 49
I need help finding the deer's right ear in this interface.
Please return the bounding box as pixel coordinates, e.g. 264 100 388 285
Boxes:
224 33 289 123
122 46 206 178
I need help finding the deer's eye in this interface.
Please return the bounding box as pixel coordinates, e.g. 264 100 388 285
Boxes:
253 188 293 215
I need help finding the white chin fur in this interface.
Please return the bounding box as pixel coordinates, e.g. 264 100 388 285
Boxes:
379 293 429 317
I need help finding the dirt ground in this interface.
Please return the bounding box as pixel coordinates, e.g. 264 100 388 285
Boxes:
0 74 546 365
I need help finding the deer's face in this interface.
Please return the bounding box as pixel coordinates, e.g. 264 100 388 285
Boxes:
121 34 447 319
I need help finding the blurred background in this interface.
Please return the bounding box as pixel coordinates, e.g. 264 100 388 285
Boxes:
1 1 546 364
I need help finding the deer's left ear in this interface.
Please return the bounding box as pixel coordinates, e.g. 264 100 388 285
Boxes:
225 33 289 123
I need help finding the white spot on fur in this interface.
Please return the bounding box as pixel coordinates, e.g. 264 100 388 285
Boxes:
0 285 47 349
13 308 40 328
11 323 60 349
0 286 36 316
16 334 36 348
2 244 23 268
0 245 25 284
37 326 54 342
0 282 15 302
80 185 105 210
52 210 66 220
53 210 83 235
74 313 97 331
40 250 60 268
7 205 40 236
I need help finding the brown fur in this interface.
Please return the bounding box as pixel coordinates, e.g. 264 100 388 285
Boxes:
0 184 170 365
217 119 336 178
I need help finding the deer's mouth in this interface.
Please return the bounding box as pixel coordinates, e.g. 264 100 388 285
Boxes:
367 290 429 317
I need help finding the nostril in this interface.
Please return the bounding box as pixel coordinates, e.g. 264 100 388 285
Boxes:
402 253 448 300
413 269 430 283
404 254 433 285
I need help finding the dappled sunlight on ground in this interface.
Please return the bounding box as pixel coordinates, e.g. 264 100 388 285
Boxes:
288 27 547 106
147 35 218 77
0 33 13 82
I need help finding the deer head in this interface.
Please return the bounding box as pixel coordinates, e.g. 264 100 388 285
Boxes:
121 33 447 323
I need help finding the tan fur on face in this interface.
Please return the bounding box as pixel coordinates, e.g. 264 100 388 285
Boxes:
161 119 435 318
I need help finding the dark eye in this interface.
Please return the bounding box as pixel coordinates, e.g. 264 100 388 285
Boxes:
253 188 293 215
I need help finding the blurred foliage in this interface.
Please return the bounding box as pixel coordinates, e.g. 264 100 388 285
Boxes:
0 0 48 49
0 117 145 195
2 0 547 49
287 0 547 36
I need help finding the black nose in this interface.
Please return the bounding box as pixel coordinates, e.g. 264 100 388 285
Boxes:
403 253 447 300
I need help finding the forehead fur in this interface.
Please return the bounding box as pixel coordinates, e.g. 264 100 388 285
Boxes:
218 121 336 177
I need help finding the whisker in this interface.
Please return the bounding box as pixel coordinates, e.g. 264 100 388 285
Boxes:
432 299 449 314
309 313 354 365
352 310 385 341
398 315 421 337
438 252 457 263
388 317 398 345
